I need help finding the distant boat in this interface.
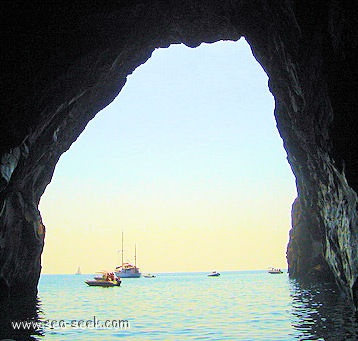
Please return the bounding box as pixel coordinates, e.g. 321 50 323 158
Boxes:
75 266 81 275
143 273 156 278
115 232 141 278
85 271 121 287
268 267 283 274
208 271 220 277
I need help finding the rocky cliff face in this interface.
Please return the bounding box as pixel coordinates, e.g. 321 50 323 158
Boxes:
1 0 357 318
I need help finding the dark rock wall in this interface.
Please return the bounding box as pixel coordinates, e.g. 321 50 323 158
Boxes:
1 0 357 312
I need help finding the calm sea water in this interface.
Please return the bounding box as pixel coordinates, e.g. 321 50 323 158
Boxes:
18 271 358 340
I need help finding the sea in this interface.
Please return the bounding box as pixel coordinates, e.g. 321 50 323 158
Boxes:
8 270 358 340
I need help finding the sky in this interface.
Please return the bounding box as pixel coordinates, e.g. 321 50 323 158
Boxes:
39 38 297 274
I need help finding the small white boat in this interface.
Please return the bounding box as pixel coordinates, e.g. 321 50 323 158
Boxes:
85 271 121 287
143 273 156 278
208 271 220 277
268 267 283 274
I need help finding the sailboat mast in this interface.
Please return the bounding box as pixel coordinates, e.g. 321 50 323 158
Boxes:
134 243 137 268
121 231 124 267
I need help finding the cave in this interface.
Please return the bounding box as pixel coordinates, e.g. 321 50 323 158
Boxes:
1 0 357 324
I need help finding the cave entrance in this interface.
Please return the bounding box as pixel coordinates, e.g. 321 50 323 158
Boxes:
39 38 296 275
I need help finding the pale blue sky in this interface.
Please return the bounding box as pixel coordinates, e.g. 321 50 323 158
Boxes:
40 38 297 273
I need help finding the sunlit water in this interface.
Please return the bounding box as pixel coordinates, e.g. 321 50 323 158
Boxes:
19 271 358 340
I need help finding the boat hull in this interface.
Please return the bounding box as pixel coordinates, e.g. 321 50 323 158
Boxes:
85 280 121 287
115 270 141 278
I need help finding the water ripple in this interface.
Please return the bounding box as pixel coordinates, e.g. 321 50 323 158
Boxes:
10 271 356 340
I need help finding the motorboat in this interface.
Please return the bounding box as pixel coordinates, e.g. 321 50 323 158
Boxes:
208 271 220 277
143 273 156 278
85 271 121 287
268 267 283 274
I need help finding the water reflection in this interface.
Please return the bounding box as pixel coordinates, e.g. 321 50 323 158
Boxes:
289 279 358 340
0 296 44 340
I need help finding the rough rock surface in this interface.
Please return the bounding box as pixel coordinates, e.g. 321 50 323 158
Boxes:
0 0 358 320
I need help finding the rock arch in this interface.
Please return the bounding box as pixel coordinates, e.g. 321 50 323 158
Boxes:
1 0 357 314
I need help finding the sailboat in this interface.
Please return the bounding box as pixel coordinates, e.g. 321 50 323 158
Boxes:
114 232 141 278
75 266 81 275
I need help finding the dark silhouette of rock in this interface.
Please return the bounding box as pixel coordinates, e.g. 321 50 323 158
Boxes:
0 0 357 321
